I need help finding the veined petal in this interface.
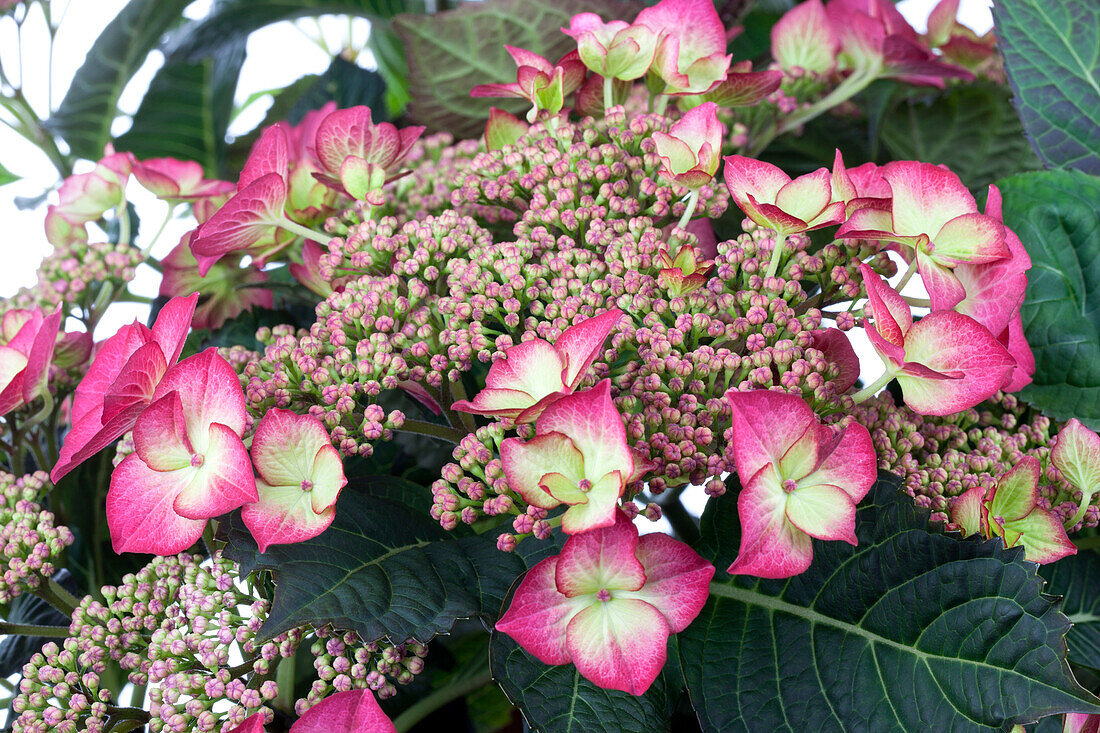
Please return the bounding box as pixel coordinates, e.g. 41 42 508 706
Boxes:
723 155 790 209
559 472 625 534
496 557 586 666
133 391 194 471
775 168 833 226
728 462 814 578
917 252 967 312
288 689 396 733
190 173 288 273
881 160 978 237
799 422 877 503
153 348 248 440
107 454 206 555
785 482 858 543
859 263 912 346
150 293 199 367
772 0 838 75
535 380 632 482
626 532 714 632
1002 510 1076 564
451 387 539 418
565 598 670 695
173 422 257 520
950 486 988 537
484 339 566 399
725 389 816 481
101 341 168 424
556 509 644 596
1051 419 1100 498
931 212 1007 264
251 408 332 488
500 432 584 510
242 480 337 553
238 124 289 190
556 309 623 390
988 456 1040 523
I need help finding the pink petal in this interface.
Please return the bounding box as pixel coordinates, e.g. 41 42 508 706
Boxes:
20 307 61 404
556 309 623 390
506 45 554 72
288 689 395 733
1064 712 1100 733
725 389 816 483
953 231 1029 337
451 387 543 419
799 422 877 503
727 464 815 578
225 712 267 733
1000 313 1034 392
106 454 206 555
917 253 967 312
152 348 248 439
1051 419 1100 501
635 0 726 60
896 310 1014 415
484 339 566 401
859 263 912 346
775 168 833 225
151 292 203 363
535 380 633 482
251 408 333 488
238 124 289 190
0 348 28 412
242 480 337 553
101 341 168 424
190 173 288 273
496 556 586 666
926 0 960 46
950 485 987 537
722 155 791 210
880 161 977 238
931 213 1008 264
771 0 838 75
558 471 625 535
53 402 151 484
555 509 644 596
171 421 256 519
808 328 860 392
315 106 374 174
565 598 670 695
500 432 583 510
132 391 194 471
630 532 714 632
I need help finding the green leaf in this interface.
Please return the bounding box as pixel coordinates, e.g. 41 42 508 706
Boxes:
878 81 1042 192
170 0 418 60
113 39 246 176
0 160 19 187
286 56 387 124
993 0 1100 173
393 0 643 139
48 0 194 160
489 631 682 733
1040 550 1100 670
996 170 1100 427
679 471 1100 732
220 476 561 643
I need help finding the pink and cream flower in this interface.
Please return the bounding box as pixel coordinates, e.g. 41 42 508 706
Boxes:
723 155 846 238
651 102 722 190
635 0 732 95
0 307 62 416
563 13 659 82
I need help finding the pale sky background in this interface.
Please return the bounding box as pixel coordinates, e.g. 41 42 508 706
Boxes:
0 0 995 521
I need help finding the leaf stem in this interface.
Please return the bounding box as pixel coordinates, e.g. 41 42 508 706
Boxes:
764 232 788 280
399 418 467 444
677 189 700 230
0 621 70 637
33 577 81 617
850 371 895 404
280 217 330 244
392 668 495 732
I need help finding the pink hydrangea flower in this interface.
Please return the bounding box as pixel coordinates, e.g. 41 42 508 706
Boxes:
130 157 235 202
242 409 347 552
52 294 198 483
496 510 714 695
562 13 659 81
453 309 623 422
471 47 586 122
838 162 1010 309
651 102 722 190
289 689 395 733
724 390 877 578
723 155 846 237
54 149 132 225
951 456 1075 564
312 105 425 199
501 380 650 534
225 712 267 733
858 263 1015 415
771 0 839 76
107 349 257 555
635 0 732 94
0 307 62 416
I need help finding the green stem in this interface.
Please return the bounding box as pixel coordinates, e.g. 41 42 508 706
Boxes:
392 668 495 732
399 419 466 444
34 577 81 617
902 296 931 308
603 75 615 111
274 653 296 714
446 379 477 434
850 371 895 404
0 621 70 637
764 232 788 280
280 217 330 244
653 94 669 117
677 189 700 230
1065 490 1098 532
895 257 919 292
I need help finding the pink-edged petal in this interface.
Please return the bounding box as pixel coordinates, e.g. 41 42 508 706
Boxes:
153 348 248 439
801 422 877 502
469 82 526 99
69 322 152 428
308 444 347 514
226 712 268 733
190 173 288 273
880 160 977 237
288 689 396 733
727 465 815 579
500 433 582 510
744 197 810 235
785 482 858 543
535 380 633 481
1003 510 1076 564
565 598 670 696
496 556 586 665
0 348 27 404
556 309 623 390
132 391 193 471
484 107 528 151
101 341 168 424
53 402 151 483
950 485 987 537
859 263 912 346
722 155 791 210
484 339 566 399
21 308 61 404
506 45 554 72
808 328 860 392
896 310 1015 415
627 532 714 632
242 480 337 553
635 0 726 59
451 387 541 419
251 408 332 487
558 472 625 534
556 508 643 595
771 0 838 75
988 455 1040 523
1064 713 1100 733
725 389 816 482
775 168 833 226
238 124 289 190
804 200 847 230
835 206 907 243
106 454 206 555
315 106 374 174
931 212 1007 264
953 259 1028 337
173 422 257 520
1051 419 1100 498
1000 313 1035 392
917 252 968 312
831 150 858 204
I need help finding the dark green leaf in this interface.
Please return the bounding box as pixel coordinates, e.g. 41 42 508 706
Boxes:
170 0 418 60
113 39 246 176
993 0 1100 173
490 631 681 733
997 170 1100 426
48 0 193 160
680 471 1100 732
0 161 18 187
370 24 412 119
0 571 76 677
879 81 1041 192
1040 550 1100 670
287 56 387 124
393 0 644 139
220 476 561 643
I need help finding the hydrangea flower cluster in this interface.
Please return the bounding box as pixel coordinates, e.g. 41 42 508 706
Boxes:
0 471 72 604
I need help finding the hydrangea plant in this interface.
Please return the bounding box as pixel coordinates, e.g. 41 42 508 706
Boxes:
1 0 1100 730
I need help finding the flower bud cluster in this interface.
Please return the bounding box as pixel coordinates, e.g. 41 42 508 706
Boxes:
387 133 484 221
297 626 427 715
451 108 729 238
0 471 72 603
8 239 142 312
430 422 522 531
